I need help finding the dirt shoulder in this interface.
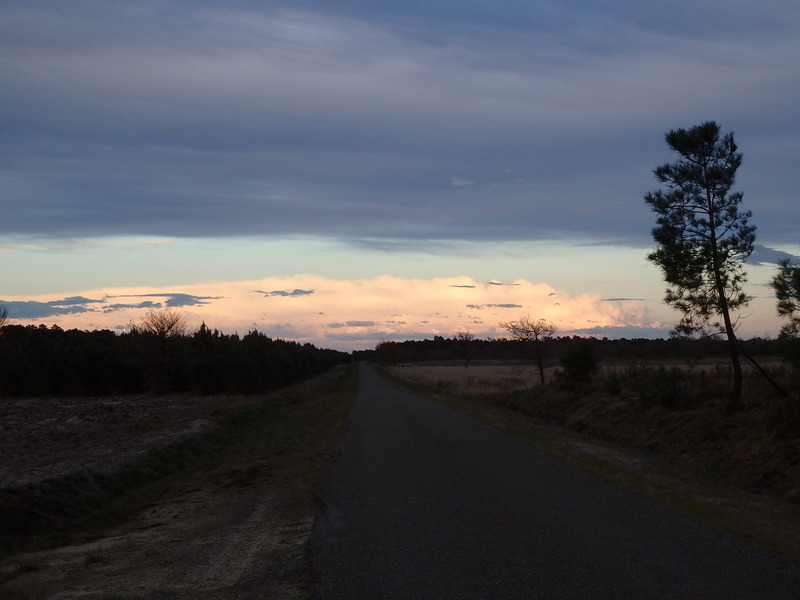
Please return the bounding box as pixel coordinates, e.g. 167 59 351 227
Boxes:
0 365 356 599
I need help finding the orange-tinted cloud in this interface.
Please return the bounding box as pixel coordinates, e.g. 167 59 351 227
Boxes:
1 275 659 349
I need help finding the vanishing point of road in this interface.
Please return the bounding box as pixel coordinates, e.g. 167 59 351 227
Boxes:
310 363 800 599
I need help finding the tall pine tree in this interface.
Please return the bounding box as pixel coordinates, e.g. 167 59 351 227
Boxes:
645 121 755 413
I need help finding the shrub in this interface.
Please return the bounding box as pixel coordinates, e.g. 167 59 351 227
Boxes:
558 339 600 383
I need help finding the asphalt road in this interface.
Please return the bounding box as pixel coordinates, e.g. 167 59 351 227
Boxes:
310 363 800 599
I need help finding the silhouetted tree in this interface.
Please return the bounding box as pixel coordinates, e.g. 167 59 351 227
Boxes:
131 307 188 338
0 306 7 334
455 330 475 368
499 316 557 384
375 340 402 366
644 121 756 413
127 308 191 392
772 259 800 338
772 259 800 368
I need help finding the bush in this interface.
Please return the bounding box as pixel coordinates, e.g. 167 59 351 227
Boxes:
558 339 599 383
779 336 800 370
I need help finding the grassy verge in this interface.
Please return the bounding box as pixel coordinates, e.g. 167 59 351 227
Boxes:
0 364 357 595
376 366 800 565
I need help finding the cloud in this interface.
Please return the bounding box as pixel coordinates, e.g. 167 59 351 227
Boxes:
0 293 221 320
258 289 315 298
164 294 219 307
0 274 658 349
135 239 173 247
1 2 797 247
112 293 219 307
466 304 522 309
747 245 800 266
327 321 378 329
0 297 101 319
104 301 161 312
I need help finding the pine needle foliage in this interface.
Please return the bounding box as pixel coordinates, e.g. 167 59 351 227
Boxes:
772 259 800 338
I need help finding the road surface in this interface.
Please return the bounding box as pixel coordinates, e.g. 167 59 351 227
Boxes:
310 363 800 599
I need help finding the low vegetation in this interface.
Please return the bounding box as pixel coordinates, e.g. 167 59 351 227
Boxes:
0 365 357 597
388 358 799 496
375 336 799 498
383 356 800 562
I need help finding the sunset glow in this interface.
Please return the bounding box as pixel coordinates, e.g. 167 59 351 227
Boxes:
1 275 661 350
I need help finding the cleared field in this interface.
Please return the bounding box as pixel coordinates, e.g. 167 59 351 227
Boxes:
0 365 357 599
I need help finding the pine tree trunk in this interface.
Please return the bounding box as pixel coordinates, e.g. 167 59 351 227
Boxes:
723 319 743 414
534 342 546 385
709 201 743 414
713 253 743 413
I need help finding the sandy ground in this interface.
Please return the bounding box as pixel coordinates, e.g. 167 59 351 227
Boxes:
0 387 329 599
3 482 311 599
0 394 263 488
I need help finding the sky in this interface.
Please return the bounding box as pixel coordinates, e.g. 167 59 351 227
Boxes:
2 1 800 350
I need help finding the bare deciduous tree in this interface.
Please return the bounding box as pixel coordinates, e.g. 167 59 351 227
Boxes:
132 307 188 338
455 330 475 368
499 316 557 385
0 306 8 334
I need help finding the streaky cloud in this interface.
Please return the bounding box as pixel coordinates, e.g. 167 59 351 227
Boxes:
0 298 98 319
0 293 219 319
112 293 220 307
466 304 522 309
258 289 315 298
327 321 378 329
747 245 800 266
451 177 474 187
1 2 797 250
51 296 99 305
104 301 161 312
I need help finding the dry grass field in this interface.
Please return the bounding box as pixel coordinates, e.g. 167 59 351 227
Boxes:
385 359 800 499
387 363 545 395
380 360 800 566
382 359 800 565
385 358 780 395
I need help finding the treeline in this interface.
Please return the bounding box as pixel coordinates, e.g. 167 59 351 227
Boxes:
370 335 785 367
0 323 350 397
